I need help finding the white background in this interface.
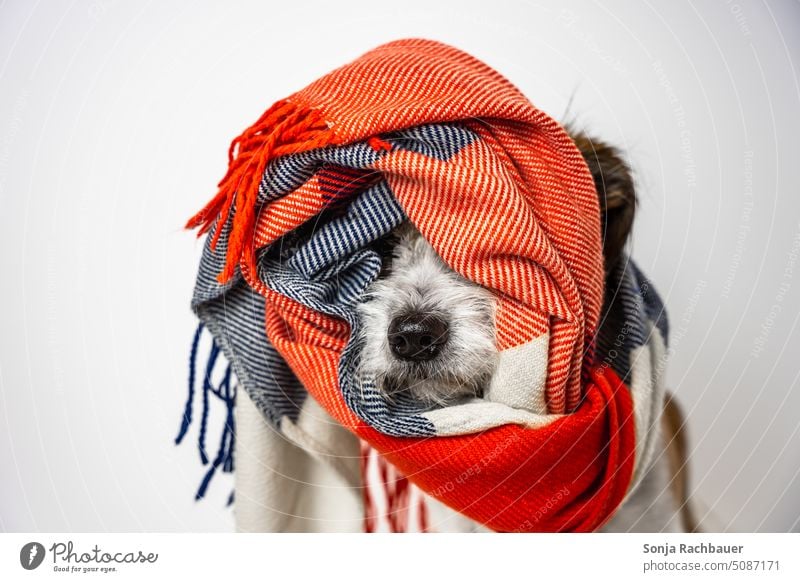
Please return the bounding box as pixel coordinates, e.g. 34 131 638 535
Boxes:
1 0 798 532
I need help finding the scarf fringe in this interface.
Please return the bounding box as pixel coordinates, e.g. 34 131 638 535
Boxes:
175 323 236 504
185 99 337 284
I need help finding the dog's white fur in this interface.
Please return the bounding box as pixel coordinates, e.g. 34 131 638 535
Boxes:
357 224 497 406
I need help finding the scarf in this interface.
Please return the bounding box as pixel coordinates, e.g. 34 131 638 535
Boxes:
179 38 669 532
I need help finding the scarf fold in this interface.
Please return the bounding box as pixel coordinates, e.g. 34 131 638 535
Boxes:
185 38 668 532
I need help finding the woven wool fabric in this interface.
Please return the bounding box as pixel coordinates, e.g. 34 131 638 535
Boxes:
186 39 669 532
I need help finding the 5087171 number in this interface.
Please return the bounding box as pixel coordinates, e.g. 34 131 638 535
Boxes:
730 560 779 571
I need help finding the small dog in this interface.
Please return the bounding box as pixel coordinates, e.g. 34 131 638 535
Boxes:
356 222 497 406
356 131 698 532
357 130 635 407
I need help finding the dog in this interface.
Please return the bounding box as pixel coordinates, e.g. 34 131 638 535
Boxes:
357 130 634 407
356 221 497 406
356 130 698 532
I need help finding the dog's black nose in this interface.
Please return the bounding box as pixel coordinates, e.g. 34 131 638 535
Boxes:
388 314 449 362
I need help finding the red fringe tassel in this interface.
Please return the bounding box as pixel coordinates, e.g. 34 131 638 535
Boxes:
185 99 336 283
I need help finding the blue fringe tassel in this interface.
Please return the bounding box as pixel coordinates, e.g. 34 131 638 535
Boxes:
175 323 204 445
198 341 220 465
175 323 236 505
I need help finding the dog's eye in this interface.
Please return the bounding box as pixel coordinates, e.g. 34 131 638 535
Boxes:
372 232 399 275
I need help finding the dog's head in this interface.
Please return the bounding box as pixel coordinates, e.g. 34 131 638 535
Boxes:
357 223 497 406
357 131 636 407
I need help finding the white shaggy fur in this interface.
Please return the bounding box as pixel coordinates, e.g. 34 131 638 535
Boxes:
357 224 498 406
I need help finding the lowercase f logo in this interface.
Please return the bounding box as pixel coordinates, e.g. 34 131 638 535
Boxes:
20 542 46 570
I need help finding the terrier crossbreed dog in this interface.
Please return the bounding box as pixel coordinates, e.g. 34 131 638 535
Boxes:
357 131 698 533
357 222 497 407
357 131 634 407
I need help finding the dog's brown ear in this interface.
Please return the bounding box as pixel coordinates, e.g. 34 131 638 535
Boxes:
570 132 636 269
